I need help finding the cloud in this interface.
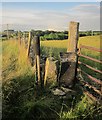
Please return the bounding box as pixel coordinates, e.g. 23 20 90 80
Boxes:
70 4 100 17
72 4 100 13
69 4 100 30
1 3 100 31
2 8 73 30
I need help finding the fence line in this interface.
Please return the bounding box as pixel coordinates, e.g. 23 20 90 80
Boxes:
80 44 102 52
78 61 102 74
79 54 102 64
78 44 102 103
80 70 102 85
16 23 101 103
80 80 102 96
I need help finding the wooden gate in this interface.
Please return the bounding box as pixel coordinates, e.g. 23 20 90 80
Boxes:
77 44 102 103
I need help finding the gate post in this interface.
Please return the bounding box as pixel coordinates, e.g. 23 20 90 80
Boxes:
67 21 79 52
60 21 79 88
33 36 41 85
18 31 21 45
27 31 32 57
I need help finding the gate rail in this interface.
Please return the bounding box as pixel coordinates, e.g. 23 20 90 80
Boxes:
78 44 102 103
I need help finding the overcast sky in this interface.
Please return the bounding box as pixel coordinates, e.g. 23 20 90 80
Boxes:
1 2 101 31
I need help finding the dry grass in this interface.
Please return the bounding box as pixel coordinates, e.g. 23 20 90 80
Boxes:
2 37 102 120
2 40 32 83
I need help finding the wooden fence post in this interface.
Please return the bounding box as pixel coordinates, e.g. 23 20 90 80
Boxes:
27 31 32 57
33 36 41 85
18 31 21 45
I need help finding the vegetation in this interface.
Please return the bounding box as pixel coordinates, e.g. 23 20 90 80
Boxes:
2 35 102 119
41 35 101 48
41 35 102 82
41 36 102 59
1 29 101 41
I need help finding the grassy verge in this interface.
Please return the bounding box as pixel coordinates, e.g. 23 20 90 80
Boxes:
2 37 102 120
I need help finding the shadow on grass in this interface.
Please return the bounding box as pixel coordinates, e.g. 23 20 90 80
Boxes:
2 73 60 120
2 72 85 120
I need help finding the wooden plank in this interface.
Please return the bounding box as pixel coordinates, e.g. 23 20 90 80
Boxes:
84 90 100 103
79 54 102 64
80 80 102 96
80 44 102 52
80 86 101 103
18 31 21 45
27 31 32 57
81 70 102 85
78 61 102 74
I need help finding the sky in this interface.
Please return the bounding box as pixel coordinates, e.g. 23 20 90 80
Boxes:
0 1 101 31
1 0 102 2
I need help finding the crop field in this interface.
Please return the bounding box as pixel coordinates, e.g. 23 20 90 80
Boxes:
1 35 102 120
41 35 101 49
41 35 102 79
41 35 101 60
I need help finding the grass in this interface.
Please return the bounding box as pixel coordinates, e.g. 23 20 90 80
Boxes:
2 40 35 119
40 35 102 119
41 35 101 48
60 95 102 120
2 40 62 120
41 35 102 77
2 36 102 120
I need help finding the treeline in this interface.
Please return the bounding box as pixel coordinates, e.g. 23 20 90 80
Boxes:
31 30 68 40
1 29 101 41
31 30 101 40
79 30 101 37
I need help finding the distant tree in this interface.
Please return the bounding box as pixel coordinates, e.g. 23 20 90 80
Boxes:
86 30 92 36
44 30 51 35
64 31 68 34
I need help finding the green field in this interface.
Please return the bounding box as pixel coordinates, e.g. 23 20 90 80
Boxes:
1 35 102 120
41 35 101 49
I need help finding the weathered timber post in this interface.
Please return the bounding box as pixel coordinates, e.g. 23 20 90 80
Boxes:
18 31 21 45
33 36 41 85
27 31 32 57
59 21 79 88
7 24 9 40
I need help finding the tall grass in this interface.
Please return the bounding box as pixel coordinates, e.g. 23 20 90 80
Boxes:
2 40 35 119
40 35 102 120
2 36 102 120
2 40 61 120
41 46 66 60
60 95 102 120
